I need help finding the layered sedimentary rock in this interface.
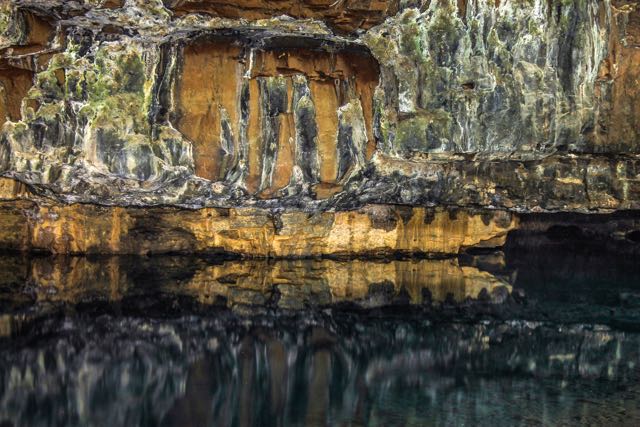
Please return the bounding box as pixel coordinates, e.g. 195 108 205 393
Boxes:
0 0 639 255
0 178 516 255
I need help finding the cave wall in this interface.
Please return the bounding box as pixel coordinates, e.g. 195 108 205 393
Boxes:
365 0 638 156
0 0 639 255
171 38 379 197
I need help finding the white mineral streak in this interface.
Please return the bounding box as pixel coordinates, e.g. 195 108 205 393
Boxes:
244 49 254 80
337 99 368 183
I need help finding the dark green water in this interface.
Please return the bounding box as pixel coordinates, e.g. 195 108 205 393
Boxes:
1 237 640 426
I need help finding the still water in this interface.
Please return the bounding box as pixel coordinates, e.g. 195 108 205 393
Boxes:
1 237 640 426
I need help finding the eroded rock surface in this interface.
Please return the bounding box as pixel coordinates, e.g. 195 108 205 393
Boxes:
0 1 639 254
0 178 516 255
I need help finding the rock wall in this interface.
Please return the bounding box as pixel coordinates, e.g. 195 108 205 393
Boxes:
0 178 516 255
0 0 639 255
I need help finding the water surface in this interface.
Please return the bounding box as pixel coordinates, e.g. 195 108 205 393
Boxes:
1 237 640 426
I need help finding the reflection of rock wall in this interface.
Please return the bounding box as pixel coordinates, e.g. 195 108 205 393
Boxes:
157 257 513 307
0 254 511 309
1 314 639 426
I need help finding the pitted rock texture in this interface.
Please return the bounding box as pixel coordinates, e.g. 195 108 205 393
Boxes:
0 1 639 254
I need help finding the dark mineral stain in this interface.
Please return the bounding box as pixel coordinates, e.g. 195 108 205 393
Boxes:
366 207 398 232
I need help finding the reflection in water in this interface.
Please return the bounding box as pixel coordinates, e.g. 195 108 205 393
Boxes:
1 314 639 427
1 241 640 426
0 254 512 312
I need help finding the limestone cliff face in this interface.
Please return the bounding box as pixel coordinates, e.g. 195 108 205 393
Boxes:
0 177 516 255
0 0 638 255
